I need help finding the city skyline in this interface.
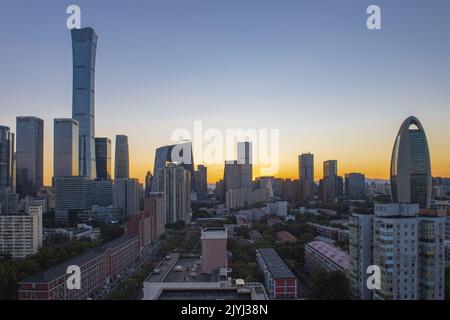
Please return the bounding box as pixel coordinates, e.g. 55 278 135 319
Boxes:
1 0 449 185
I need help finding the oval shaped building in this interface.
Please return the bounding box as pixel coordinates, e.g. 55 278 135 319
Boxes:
390 116 431 208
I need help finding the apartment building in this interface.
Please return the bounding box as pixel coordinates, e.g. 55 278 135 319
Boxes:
0 205 42 259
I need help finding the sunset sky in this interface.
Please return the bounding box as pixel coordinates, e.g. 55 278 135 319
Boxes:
1 0 449 185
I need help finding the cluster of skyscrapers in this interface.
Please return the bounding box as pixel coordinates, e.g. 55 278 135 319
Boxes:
0 27 196 259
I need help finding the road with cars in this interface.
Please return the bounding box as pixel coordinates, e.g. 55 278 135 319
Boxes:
94 239 162 300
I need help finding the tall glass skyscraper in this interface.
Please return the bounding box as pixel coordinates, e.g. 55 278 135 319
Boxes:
299 153 314 200
345 173 366 199
390 116 431 208
53 118 79 179
16 117 44 196
299 153 314 182
237 142 252 189
71 27 97 178
115 135 129 179
95 138 111 180
321 160 337 203
0 126 15 192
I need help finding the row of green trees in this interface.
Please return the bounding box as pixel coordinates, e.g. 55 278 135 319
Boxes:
0 222 125 300
0 236 95 300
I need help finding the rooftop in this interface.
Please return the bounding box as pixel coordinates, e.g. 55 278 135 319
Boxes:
145 251 213 284
276 231 298 242
20 236 137 284
256 248 296 279
306 241 350 270
201 227 227 240
314 236 336 244
158 288 252 300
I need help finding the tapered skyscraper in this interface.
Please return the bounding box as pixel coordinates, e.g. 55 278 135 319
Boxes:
115 135 129 179
71 27 97 178
390 116 431 208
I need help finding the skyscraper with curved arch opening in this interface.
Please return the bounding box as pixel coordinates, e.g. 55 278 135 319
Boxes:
390 116 431 208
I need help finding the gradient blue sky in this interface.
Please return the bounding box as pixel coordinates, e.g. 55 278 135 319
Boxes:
1 0 449 184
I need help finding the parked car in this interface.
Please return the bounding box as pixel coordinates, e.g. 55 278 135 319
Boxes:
174 265 183 272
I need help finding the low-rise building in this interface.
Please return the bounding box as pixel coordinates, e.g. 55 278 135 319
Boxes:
256 248 298 299
267 217 283 227
248 229 263 242
265 201 287 217
307 222 348 242
18 236 139 300
276 231 297 243
142 251 268 300
305 240 350 274
43 224 101 243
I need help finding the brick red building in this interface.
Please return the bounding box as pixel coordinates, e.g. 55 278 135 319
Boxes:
18 236 139 300
256 248 298 299
144 192 165 240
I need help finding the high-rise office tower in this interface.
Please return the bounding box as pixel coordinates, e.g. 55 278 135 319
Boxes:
144 171 152 197
237 142 252 189
237 141 252 165
53 119 79 179
224 160 241 191
0 126 15 192
194 165 208 201
157 163 191 224
115 135 129 179
151 142 194 192
299 153 314 201
71 27 97 178
54 176 95 223
54 176 113 223
215 179 225 201
390 116 432 208
345 173 366 199
320 160 337 203
16 117 44 197
95 138 111 180
299 153 314 182
114 178 140 218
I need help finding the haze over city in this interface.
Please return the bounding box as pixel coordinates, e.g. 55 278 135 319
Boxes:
1 0 449 185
